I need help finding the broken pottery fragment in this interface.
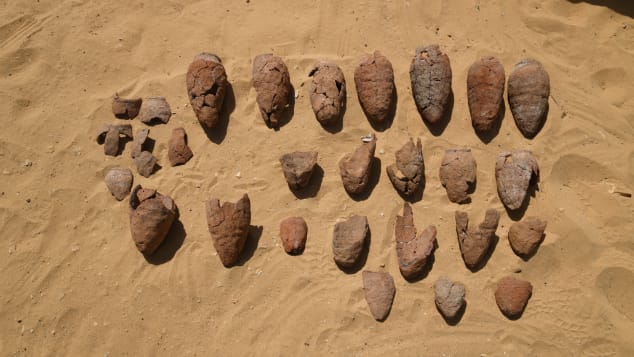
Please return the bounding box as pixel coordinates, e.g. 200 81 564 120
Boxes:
508 59 550 138
495 276 533 319
96 124 133 156
279 151 318 190
135 151 157 178
508 217 547 258
386 138 424 197
363 271 396 321
279 216 308 255
354 51 395 125
129 185 177 255
105 167 133 201
455 209 500 270
410 44 452 124
138 96 171 125
186 53 228 130
168 127 193 166
467 56 506 133
395 203 436 280
495 150 540 210
332 215 369 268
434 277 466 320
112 95 142 119
206 194 251 267
252 54 291 128
131 128 150 159
439 148 477 203
339 134 377 195
309 60 346 126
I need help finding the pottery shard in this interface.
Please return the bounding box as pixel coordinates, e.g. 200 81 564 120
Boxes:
495 150 539 210
354 51 395 125
112 95 142 119
495 276 533 319
410 45 452 124
131 128 149 159
279 217 308 255
332 215 369 268
508 59 550 138
386 138 424 197
252 54 291 128
455 209 500 270
508 217 547 258
105 167 133 201
186 53 228 130
339 134 376 195
439 148 477 203
362 271 396 321
96 124 132 156
129 185 177 255
395 203 437 280
138 96 172 125
467 56 505 133
135 151 157 178
279 151 318 190
168 127 193 166
206 194 251 267
309 61 346 126
434 277 466 319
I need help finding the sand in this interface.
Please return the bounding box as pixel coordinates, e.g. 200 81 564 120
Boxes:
1 0 633 355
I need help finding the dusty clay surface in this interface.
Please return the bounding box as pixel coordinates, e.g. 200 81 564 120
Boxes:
495 276 533 319
354 51 395 125
279 151 318 190
467 56 505 133
508 217 547 258
332 215 369 269
186 53 228 130
434 277 466 320
138 96 172 125
104 167 133 201
508 59 550 138
279 216 308 255
362 271 395 321
309 61 346 126
410 44 452 124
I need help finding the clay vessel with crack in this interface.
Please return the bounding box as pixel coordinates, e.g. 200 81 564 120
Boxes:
309 60 346 126
186 53 228 130
252 54 291 128
386 138 424 197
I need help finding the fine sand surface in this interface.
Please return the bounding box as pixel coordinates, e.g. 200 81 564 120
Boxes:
1 0 633 355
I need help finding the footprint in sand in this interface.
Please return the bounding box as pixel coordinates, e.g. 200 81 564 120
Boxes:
596 267 634 321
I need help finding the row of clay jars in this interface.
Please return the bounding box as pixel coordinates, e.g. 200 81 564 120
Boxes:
279 135 540 212
128 187 546 270
363 272 534 322
184 50 549 138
